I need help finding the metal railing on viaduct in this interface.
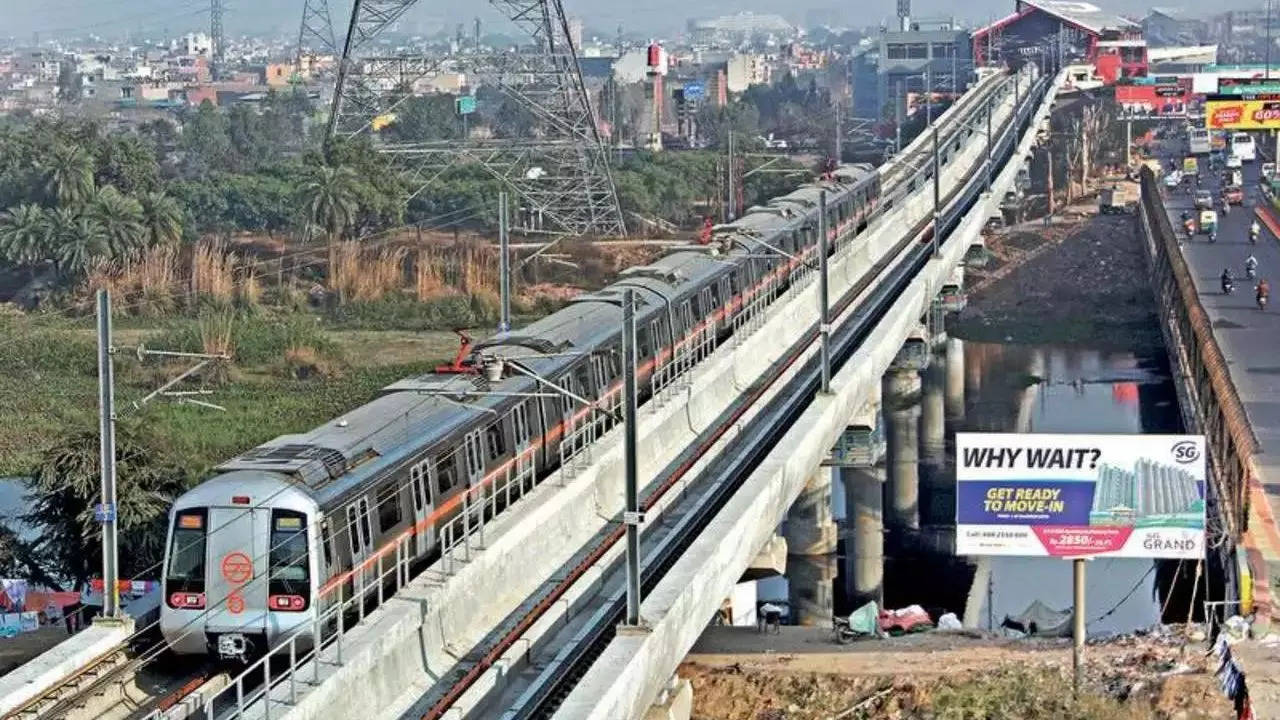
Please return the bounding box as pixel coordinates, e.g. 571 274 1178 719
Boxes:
1137 168 1256 594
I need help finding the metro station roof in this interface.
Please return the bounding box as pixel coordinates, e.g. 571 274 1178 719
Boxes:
1016 0 1139 35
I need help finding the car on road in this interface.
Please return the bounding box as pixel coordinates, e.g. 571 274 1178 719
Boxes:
1164 169 1183 187
1195 189 1214 210
1226 153 1243 169
1264 162 1277 182
1224 185 1245 205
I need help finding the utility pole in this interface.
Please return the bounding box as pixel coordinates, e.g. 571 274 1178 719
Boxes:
895 81 903 153
727 130 736 221
932 124 941 258
1269 0 1274 80
985 97 993 194
834 100 842 163
96 290 120 620
925 70 932 125
818 191 831 394
1047 146 1055 216
621 288 642 626
499 191 511 332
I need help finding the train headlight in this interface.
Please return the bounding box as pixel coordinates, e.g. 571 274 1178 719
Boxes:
270 594 307 611
168 592 206 609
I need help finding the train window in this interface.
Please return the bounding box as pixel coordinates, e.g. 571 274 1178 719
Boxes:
320 520 333 568
464 432 484 480
165 508 207 602
560 374 576 418
574 364 594 399
357 497 373 549
434 455 458 493
410 461 430 512
268 510 310 606
591 355 609 391
486 422 506 459
377 483 402 532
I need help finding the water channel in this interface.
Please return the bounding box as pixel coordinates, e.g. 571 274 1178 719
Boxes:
764 338 1183 636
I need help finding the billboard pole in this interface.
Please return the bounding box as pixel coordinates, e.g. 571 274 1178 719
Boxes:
1072 558 1085 695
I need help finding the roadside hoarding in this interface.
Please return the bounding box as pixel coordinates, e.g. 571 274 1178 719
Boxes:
1206 94 1280 130
955 433 1205 559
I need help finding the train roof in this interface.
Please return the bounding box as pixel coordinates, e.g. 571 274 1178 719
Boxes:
215 372 520 493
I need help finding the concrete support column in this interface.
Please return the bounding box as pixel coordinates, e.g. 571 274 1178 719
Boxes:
784 471 838 626
643 674 693 720
840 465 885 609
945 336 965 421
921 352 946 467
884 370 921 532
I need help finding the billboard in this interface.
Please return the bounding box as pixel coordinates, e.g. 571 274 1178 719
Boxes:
955 433 1205 559
1206 95 1280 129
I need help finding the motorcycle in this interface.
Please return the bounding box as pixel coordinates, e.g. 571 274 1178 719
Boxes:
1259 294 1269 311
1224 279 1235 295
1210 230 1218 243
1252 228 1261 244
1247 265 1258 280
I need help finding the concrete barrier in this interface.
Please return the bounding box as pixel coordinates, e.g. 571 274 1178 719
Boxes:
554 69 1064 720
233 71 1027 720
0 619 134 716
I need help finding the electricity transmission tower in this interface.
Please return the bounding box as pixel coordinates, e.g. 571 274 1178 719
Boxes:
328 0 626 237
210 0 226 79
295 0 338 71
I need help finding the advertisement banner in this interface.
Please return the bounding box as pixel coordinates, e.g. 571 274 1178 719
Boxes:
1206 96 1280 129
956 433 1206 559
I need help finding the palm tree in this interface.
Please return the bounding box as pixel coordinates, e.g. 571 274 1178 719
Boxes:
88 185 145 260
40 144 95 207
138 191 183 247
0 204 48 270
43 206 108 277
298 164 360 279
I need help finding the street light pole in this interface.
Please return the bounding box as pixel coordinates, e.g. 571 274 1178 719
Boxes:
96 289 120 619
932 124 941 258
498 191 511 333
622 288 642 626
818 190 831 394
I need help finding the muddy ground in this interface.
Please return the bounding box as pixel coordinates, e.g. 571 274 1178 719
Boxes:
678 627 1231 720
948 211 1164 353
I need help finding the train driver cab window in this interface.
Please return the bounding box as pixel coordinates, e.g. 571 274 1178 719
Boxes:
268 510 310 611
166 508 207 607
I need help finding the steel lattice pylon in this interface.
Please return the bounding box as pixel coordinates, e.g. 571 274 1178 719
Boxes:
210 0 226 79
295 0 338 70
327 0 626 237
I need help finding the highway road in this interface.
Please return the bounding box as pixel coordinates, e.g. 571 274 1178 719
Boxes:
1156 132 1280 556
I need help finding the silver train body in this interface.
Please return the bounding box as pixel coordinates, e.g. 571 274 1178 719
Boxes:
160 164 887 659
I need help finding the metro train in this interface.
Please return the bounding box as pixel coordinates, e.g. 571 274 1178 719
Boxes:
159 161 893 660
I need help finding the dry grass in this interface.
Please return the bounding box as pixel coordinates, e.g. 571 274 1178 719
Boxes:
330 241 409 303
236 267 262 309
79 246 181 316
198 311 235 384
192 240 236 306
282 344 342 380
413 241 496 300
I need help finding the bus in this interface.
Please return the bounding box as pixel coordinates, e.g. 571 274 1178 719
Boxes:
1189 128 1212 155
1231 133 1257 162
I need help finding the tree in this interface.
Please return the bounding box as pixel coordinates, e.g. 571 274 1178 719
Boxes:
25 424 190 587
94 135 159 195
180 100 233 176
383 94 462 142
40 144 94 206
44 206 107 276
88 185 146 259
298 164 360 284
0 203 48 270
138 191 183 247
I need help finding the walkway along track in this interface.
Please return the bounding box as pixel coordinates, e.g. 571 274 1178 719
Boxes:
415 71 1049 720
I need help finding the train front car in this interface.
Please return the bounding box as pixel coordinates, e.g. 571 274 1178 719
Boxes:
161 471 321 661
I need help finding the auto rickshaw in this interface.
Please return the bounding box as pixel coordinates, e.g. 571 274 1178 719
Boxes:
1200 209 1218 235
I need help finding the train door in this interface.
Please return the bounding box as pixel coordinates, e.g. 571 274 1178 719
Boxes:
345 497 374 596
512 401 534 491
462 430 485 523
204 504 268 648
408 459 433 557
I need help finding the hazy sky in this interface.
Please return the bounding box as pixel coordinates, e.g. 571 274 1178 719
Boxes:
0 0 1261 41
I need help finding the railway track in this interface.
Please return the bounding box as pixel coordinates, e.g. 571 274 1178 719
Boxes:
3 640 217 720
409 70 1047 720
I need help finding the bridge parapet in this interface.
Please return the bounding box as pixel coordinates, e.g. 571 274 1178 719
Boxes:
1136 168 1263 620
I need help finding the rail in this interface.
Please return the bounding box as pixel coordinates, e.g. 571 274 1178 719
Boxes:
1136 168 1253 543
193 68 1030 720
445 69 1050 720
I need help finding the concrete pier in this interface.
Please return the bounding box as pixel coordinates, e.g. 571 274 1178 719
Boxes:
884 370 921 532
921 352 946 466
841 465 885 608
784 472 838 625
946 337 965 421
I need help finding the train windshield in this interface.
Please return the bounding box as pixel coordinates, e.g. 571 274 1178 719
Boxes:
166 509 207 592
269 510 309 592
